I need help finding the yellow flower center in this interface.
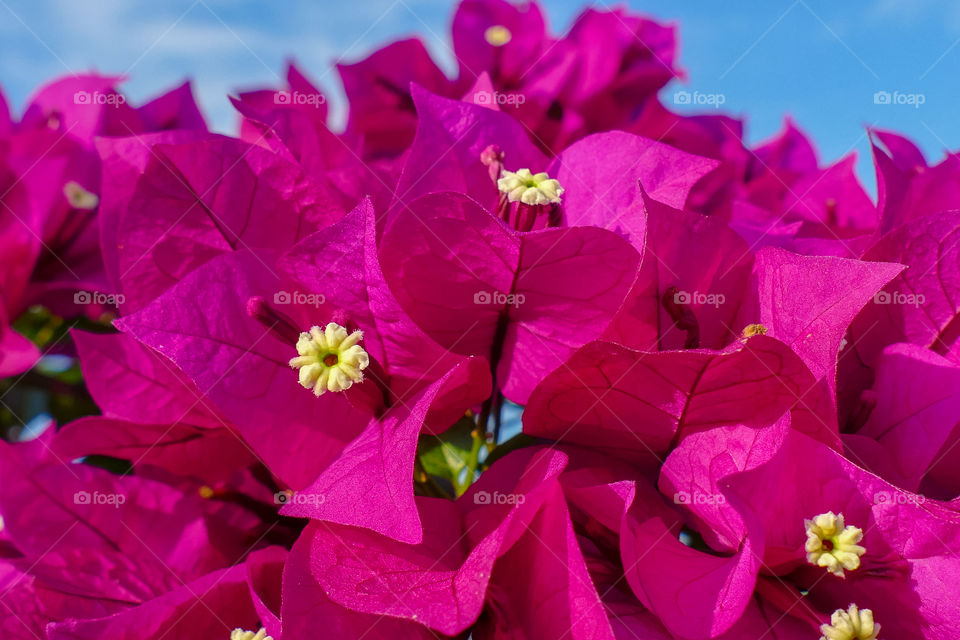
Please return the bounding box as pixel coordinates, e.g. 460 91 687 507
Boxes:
820 604 879 640
805 511 865 577
741 323 768 338
497 169 564 205
484 25 512 46
231 630 272 640
289 323 369 396
63 181 99 210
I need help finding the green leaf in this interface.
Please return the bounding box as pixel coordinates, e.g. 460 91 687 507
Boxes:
417 416 475 484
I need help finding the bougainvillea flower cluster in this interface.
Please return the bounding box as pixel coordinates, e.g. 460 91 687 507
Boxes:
1 0 958 638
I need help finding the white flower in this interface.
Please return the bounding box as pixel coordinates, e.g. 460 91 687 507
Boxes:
497 169 564 205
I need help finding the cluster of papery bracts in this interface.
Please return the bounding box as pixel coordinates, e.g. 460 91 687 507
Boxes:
1 1 959 639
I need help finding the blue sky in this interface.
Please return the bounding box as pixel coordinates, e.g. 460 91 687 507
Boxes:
2 0 958 189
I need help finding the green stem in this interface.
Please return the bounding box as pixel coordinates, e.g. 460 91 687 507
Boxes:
481 432 534 470
456 428 485 496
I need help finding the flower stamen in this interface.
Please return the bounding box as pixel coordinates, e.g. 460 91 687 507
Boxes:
484 25 512 47
497 169 564 206
741 323 768 338
289 323 369 396
63 181 98 210
805 511 865 577
231 629 272 640
819 604 879 640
